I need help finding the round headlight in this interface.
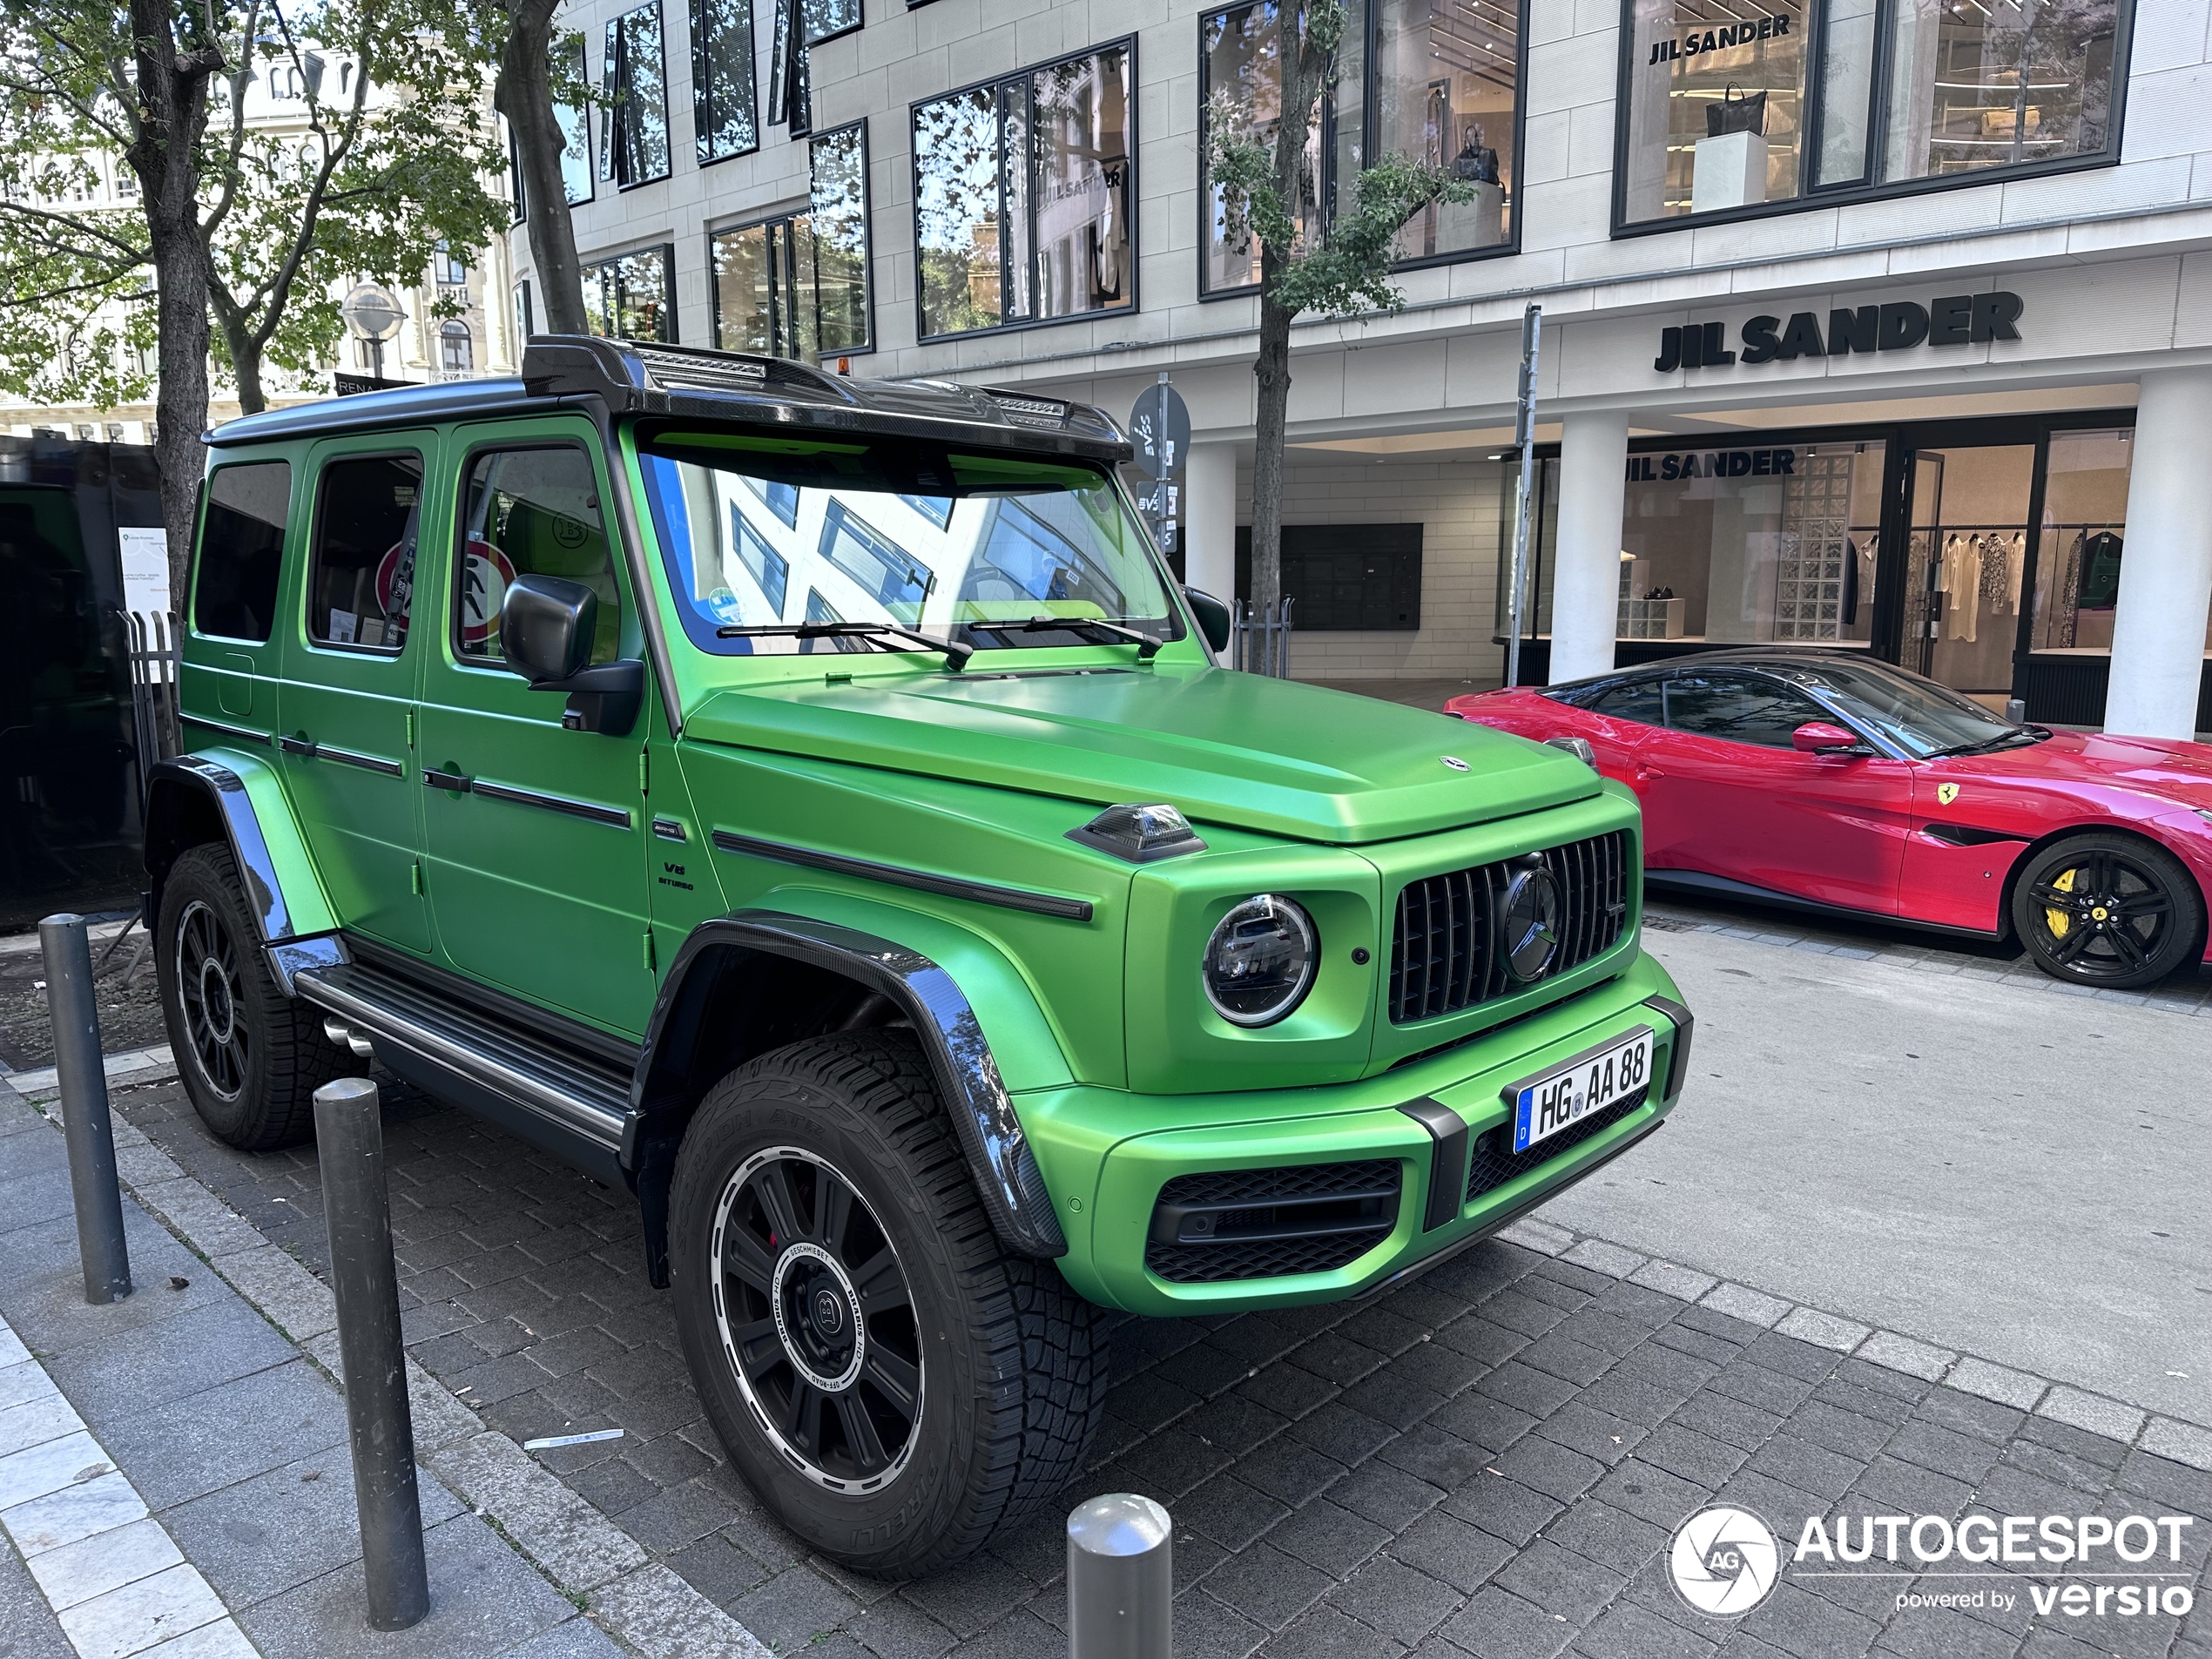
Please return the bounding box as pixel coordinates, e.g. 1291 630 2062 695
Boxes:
1202 895 1318 1027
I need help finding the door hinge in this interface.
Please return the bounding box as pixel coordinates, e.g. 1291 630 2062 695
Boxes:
405 708 416 748
643 927 657 971
409 859 424 895
638 750 650 795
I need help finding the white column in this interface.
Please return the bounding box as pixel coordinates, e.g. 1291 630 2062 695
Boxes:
2106 369 2212 739
1548 409 1631 684
1182 440 1238 601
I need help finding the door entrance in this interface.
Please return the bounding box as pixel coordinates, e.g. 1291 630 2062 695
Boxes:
1898 443 2033 711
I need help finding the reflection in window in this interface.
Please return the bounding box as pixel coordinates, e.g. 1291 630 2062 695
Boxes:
1372 0 1519 261
709 122 871 360
914 47 1131 339
583 245 676 341
693 0 758 162
458 447 621 664
557 39 595 202
800 0 858 44
1663 674 1825 746
1201 3 1315 294
308 455 421 651
1622 0 2120 224
601 3 671 187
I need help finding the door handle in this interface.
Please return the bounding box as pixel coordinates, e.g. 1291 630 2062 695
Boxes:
1637 765 1667 781
421 767 470 792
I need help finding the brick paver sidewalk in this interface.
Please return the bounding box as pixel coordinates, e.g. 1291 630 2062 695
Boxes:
89 1067 2212 1659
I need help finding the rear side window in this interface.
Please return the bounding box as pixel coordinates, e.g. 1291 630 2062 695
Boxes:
456 446 620 664
308 455 421 651
194 462 290 642
1664 674 1824 748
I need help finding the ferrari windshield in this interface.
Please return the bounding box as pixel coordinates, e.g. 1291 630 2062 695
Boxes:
1786 658 2027 759
635 429 1181 658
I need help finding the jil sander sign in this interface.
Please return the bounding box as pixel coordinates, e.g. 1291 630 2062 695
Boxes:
1648 12 1791 64
1654 292 2024 372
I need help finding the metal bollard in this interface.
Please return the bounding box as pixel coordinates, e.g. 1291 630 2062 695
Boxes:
37 915 132 1305
314 1077 429 1631
1068 1493 1172 1659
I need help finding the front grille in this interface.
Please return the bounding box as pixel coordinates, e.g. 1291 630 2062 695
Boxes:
1145 1160 1400 1285
1388 830 1631 1023
1466 1085 1649 1201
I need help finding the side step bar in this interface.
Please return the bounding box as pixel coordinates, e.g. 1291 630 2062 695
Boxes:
293 961 633 1154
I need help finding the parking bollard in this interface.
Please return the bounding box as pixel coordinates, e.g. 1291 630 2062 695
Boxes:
314 1077 429 1631
1068 1494 1171 1659
37 915 132 1305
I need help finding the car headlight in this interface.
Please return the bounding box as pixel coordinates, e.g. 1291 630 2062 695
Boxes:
1202 895 1318 1027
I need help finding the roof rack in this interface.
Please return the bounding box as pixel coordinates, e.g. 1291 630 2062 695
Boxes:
521 336 1131 463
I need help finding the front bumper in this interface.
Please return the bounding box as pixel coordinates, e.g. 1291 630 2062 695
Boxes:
1022 948 1690 1316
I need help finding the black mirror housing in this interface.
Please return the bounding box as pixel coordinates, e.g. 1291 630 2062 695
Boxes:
502 574 597 686
1184 586 1232 654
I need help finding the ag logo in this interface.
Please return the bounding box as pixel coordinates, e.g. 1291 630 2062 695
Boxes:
1669 1506 1780 1617
1936 782 1961 806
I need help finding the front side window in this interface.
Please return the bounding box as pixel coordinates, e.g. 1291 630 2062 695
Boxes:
1200 0 1521 294
194 462 290 642
636 430 1183 660
307 455 421 651
583 245 676 341
1663 673 1824 746
913 44 1133 339
1619 0 2123 226
601 3 671 188
709 122 871 360
693 0 759 162
455 447 622 666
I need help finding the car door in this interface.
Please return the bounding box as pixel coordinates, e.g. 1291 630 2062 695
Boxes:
273 437 432 951
415 421 657 1036
1636 670 1913 915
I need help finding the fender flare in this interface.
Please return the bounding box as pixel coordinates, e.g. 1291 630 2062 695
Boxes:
630 908 1070 1266
145 753 343 991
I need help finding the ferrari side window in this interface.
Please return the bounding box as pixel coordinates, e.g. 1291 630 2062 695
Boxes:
1588 679 1669 727
1664 675 1824 748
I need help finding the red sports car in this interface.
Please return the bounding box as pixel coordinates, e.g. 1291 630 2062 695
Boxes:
1446 651 2212 989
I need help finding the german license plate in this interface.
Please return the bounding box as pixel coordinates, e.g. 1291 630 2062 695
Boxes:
1508 1027 1655 1155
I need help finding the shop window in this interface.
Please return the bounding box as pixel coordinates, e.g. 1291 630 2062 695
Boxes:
1232 524 1423 630
1618 0 2124 227
913 44 1132 340
583 244 677 342
308 455 421 651
1200 0 1521 295
2030 428 2133 658
193 462 290 643
601 3 671 189
693 0 759 163
709 122 872 361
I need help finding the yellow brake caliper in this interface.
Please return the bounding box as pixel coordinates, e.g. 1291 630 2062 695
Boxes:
2045 866 2077 937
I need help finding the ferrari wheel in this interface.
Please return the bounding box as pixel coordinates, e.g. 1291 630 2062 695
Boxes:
2011 833 2203 989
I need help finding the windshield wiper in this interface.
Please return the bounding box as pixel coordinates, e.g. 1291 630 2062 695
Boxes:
966 615 1162 660
715 620 974 671
1925 725 2049 759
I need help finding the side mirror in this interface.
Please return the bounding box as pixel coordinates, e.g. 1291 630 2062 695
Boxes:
502 573 596 686
1183 586 1232 654
1792 721 1869 756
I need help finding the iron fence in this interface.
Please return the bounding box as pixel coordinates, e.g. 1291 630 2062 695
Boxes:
1231 597 1294 678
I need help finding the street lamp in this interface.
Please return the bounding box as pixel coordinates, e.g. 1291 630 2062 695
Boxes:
341 282 406 384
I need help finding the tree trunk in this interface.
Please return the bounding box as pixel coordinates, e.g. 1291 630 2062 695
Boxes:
214 313 268 418
125 0 218 612
497 0 590 336
1248 293 1294 624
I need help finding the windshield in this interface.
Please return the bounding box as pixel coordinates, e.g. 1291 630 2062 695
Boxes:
1786 658 2026 759
635 428 1183 658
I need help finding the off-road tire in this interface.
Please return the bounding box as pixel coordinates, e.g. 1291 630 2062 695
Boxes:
2010 832 2204 990
155 842 357 1150
669 1030 1106 1576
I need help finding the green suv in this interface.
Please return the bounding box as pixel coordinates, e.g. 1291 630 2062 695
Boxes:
149 337 1692 1575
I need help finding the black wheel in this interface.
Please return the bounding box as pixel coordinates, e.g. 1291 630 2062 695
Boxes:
155 842 357 1150
669 1031 1105 1576
2010 833 2204 989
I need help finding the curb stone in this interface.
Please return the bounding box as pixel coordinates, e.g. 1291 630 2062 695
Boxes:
19 1082 777 1659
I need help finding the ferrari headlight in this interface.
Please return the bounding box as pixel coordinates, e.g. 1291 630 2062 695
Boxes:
1201 895 1318 1027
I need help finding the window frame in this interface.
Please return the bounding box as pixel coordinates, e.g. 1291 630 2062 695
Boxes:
448 438 625 669
602 0 673 191
691 0 760 165
192 460 293 645
302 448 426 660
1608 0 2137 238
907 36 1140 344
1195 0 1530 300
708 120 874 360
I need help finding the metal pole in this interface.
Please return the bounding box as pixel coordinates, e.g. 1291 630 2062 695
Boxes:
314 1077 429 1631
1505 302 1543 691
1068 1494 1171 1659
38 916 132 1305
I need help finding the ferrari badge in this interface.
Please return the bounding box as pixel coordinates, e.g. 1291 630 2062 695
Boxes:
1936 782 1960 806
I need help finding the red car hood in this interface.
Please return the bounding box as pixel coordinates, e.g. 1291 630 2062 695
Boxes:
1946 729 2212 812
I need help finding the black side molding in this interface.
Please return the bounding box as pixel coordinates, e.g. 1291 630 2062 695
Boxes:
1396 1096 1470 1232
1642 994 1695 1104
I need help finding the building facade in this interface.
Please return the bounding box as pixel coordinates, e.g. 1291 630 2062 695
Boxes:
519 0 2212 739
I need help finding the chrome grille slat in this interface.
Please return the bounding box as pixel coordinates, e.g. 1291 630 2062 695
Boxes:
1387 830 1630 1025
